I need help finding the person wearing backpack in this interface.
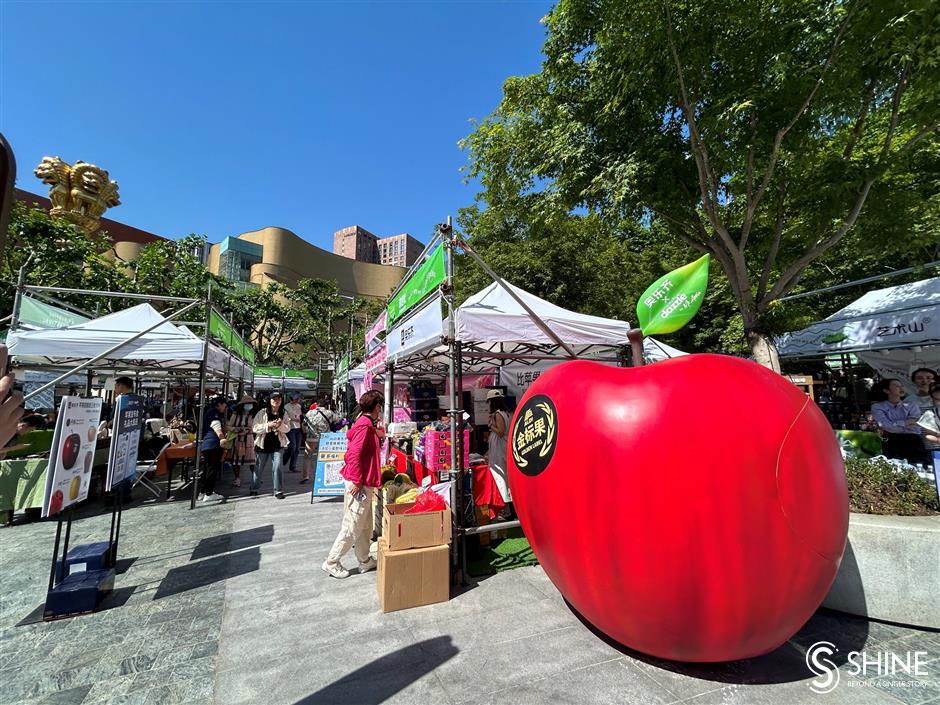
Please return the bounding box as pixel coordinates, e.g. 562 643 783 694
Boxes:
302 401 338 484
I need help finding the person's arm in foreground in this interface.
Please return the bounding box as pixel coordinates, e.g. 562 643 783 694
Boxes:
0 345 23 448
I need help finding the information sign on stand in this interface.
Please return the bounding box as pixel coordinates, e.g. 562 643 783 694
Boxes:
42 396 103 518
106 394 144 490
312 432 347 497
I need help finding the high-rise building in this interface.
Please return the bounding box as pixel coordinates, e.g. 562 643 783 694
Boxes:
377 233 423 268
333 225 423 268
208 227 404 300
332 225 380 264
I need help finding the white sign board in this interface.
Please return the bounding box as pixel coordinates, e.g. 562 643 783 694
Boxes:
42 396 103 518
387 294 444 363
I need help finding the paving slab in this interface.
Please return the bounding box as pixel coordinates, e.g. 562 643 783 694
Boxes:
1 467 937 705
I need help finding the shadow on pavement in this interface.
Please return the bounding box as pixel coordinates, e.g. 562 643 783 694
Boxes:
562 538 870 685
154 547 261 599
190 524 274 560
292 636 459 705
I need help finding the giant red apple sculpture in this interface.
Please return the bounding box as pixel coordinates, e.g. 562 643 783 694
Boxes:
508 354 848 663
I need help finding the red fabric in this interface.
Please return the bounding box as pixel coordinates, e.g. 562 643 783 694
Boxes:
340 416 382 487
472 464 505 518
389 447 408 475
412 457 439 487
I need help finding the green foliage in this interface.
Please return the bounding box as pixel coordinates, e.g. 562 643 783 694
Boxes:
2 202 133 315
130 234 226 305
845 456 939 515
2 204 374 368
461 0 940 358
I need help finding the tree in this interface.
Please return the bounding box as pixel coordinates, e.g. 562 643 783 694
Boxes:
223 278 380 368
130 234 227 307
455 205 650 324
462 0 940 368
292 278 379 366
2 202 133 316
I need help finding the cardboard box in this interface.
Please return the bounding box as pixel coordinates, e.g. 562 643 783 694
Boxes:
383 502 452 551
377 538 450 612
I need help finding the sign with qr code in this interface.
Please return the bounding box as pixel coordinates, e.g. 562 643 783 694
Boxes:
313 432 347 496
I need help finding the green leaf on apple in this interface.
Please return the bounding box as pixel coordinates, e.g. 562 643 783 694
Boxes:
637 255 710 335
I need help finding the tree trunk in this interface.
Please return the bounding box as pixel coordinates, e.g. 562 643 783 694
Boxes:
747 330 782 372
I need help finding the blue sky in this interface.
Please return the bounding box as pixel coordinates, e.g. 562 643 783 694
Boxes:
1 0 551 249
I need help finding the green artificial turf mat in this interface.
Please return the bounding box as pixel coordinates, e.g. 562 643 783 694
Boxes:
466 527 539 576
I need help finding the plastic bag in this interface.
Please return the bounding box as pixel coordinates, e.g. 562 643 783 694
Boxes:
404 490 448 514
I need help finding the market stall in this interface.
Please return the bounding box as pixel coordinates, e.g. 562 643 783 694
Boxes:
6 285 255 511
358 223 645 587
776 276 940 397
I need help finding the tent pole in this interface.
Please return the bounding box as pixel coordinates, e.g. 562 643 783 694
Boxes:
9 261 28 333
384 362 393 428
457 236 578 359
443 218 462 582
21 299 203 403
24 286 199 304
191 286 212 509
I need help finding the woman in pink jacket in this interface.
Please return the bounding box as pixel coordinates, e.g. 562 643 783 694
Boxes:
322 390 385 579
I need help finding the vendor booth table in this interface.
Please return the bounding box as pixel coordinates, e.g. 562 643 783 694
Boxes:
7 288 256 510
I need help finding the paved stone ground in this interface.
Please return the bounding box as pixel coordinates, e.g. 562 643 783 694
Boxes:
2 467 938 705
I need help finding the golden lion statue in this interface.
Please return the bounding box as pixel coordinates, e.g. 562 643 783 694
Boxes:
33 156 121 233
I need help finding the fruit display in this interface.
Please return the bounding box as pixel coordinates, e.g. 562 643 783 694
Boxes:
61 433 81 470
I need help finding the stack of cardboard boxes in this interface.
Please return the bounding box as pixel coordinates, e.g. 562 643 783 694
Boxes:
377 501 452 612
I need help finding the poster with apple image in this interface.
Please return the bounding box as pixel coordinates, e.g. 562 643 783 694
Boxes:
106 394 145 489
42 396 104 518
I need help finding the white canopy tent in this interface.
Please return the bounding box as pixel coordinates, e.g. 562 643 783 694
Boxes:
776 277 940 394
8 303 249 380
456 281 631 352
382 279 686 376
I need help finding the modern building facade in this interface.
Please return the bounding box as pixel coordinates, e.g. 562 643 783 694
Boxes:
333 225 423 268
17 189 406 302
207 227 405 300
378 233 423 267
332 225 380 264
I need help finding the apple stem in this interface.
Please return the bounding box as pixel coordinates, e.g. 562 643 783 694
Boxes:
627 328 645 367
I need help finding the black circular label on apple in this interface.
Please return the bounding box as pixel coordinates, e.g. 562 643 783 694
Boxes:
511 394 557 477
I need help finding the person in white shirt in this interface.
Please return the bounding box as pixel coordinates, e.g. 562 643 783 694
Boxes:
871 379 928 465
921 384 940 452
283 392 304 474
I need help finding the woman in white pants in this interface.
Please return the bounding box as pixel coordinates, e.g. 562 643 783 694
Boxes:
322 391 385 579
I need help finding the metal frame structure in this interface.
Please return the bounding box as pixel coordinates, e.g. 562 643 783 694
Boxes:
361 218 631 584
8 278 255 511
